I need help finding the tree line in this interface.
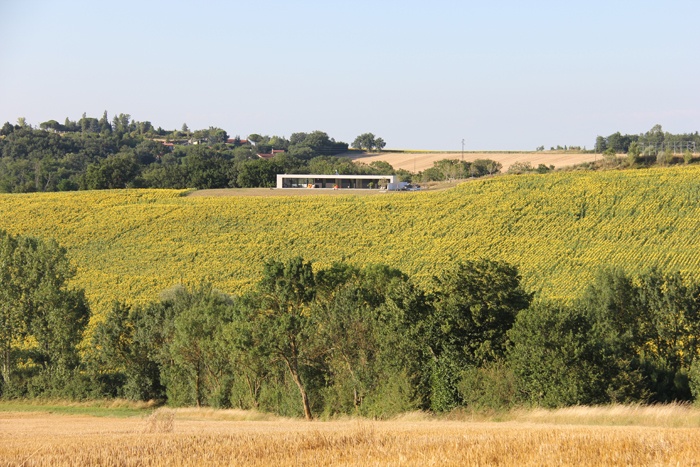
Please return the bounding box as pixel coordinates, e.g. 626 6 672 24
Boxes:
0 114 403 193
4 115 700 193
0 113 508 192
3 229 700 417
418 158 503 182
595 124 700 155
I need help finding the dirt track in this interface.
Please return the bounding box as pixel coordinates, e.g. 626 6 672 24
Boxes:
346 151 599 172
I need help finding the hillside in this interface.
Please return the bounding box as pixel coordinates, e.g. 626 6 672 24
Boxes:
2 166 700 317
346 151 599 172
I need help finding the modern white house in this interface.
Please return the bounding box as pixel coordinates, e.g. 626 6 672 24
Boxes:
276 174 398 189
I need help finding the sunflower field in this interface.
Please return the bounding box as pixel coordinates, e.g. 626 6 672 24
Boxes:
2 166 700 318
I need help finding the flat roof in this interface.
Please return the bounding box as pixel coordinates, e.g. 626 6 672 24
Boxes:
278 174 395 179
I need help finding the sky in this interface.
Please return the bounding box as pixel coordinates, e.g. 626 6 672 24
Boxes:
1 0 698 150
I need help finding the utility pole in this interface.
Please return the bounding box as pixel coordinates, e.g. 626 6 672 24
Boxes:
462 138 465 161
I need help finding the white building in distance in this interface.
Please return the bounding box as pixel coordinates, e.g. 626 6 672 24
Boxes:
276 174 398 190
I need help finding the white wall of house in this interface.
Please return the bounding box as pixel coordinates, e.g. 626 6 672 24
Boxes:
276 174 398 189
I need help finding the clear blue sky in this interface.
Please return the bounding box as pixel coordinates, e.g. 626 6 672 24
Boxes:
1 1 698 150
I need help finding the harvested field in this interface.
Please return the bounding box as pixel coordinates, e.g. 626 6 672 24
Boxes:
346 151 599 172
2 406 700 466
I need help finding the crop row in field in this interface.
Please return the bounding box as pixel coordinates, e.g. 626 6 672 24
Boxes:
2 166 700 318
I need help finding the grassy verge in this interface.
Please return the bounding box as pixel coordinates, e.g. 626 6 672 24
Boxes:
0 398 158 418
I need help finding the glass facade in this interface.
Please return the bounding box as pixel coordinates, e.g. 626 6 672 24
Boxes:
279 176 391 189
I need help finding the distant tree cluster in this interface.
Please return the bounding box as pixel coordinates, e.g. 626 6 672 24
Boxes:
4 115 699 193
351 133 386 152
507 162 553 175
0 114 404 193
594 124 700 154
249 131 349 158
418 158 502 182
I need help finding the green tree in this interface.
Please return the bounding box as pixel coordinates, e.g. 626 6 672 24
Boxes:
432 159 468 180
39 120 63 132
508 302 610 407
645 124 665 146
427 260 532 411
472 159 502 176
595 136 607 153
689 359 700 401
165 284 234 407
98 111 112 134
236 159 281 188
180 146 232 189
375 137 386 152
204 127 228 144
657 148 672 166
89 301 164 400
506 161 534 174
578 267 700 402
579 267 650 402
0 230 89 396
352 133 382 152
220 298 272 409
636 270 700 401
607 132 625 153
368 160 394 173
252 257 319 420
83 152 140 189
112 114 132 135
0 121 15 136
627 141 641 166
314 264 430 417
684 149 693 164
93 284 238 405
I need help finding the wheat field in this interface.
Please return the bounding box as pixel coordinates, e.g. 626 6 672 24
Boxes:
2 406 700 466
346 151 599 172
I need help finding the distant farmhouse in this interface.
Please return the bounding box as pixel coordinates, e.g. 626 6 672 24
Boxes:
258 149 286 160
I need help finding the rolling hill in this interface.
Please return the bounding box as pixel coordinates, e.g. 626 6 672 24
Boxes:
345 151 599 172
1 166 700 319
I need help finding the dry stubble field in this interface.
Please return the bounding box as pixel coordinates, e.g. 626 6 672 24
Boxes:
3 406 700 466
347 151 599 173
